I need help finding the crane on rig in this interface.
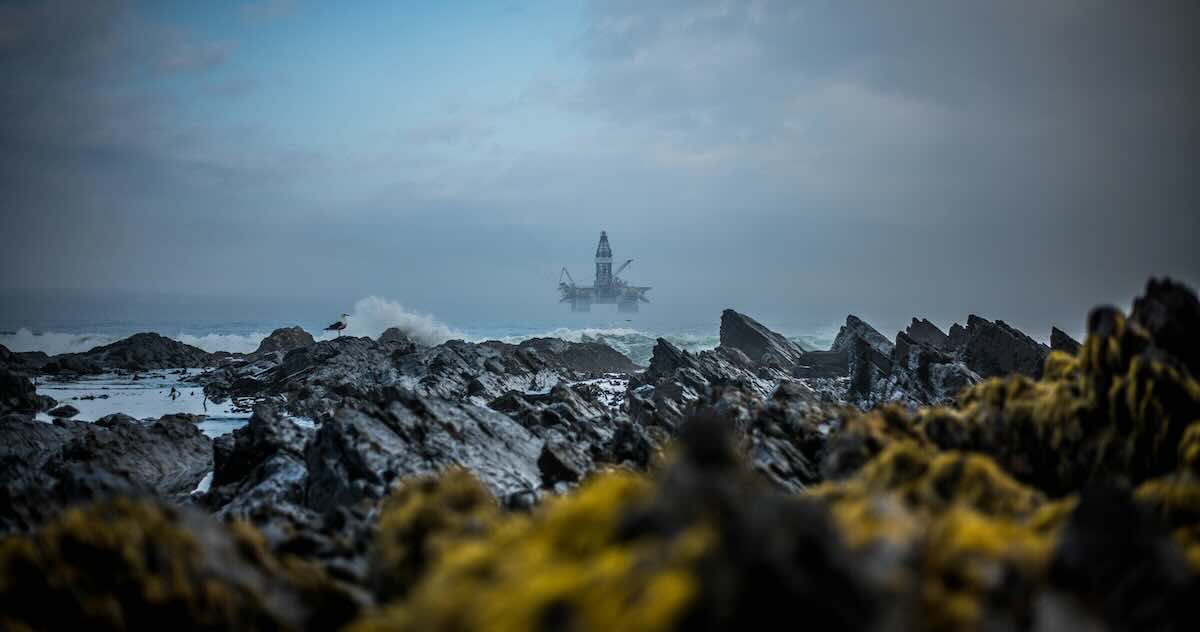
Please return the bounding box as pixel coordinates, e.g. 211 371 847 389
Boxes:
557 232 651 312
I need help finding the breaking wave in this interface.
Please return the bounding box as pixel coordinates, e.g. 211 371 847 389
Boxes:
315 296 466 346
0 329 122 356
175 332 271 354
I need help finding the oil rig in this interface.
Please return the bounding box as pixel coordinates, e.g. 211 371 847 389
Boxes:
558 231 651 312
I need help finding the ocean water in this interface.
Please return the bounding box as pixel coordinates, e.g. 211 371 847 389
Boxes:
0 297 842 367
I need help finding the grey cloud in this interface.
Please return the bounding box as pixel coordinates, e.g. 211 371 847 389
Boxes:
0 0 1197 337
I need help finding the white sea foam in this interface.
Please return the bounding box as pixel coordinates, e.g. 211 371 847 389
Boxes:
315 296 466 345
0 328 121 355
176 332 272 354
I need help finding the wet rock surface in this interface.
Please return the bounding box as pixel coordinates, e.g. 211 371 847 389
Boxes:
718 308 806 369
191 334 638 419
254 325 316 357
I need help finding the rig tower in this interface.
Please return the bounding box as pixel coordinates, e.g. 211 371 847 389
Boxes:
558 231 651 312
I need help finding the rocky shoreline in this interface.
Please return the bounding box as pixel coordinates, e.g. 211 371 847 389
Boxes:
1 278 1197 630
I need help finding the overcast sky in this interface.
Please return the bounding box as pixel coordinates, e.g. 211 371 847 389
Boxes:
1 0 1197 336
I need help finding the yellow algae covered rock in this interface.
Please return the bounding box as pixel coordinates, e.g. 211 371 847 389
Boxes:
0 498 360 631
370 468 503 600
353 417 880 631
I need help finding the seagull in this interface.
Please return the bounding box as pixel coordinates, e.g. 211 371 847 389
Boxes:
324 313 350 337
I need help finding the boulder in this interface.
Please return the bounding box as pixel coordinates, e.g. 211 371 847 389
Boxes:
958 315 1049 378
0 372 53 414
253 326 314 356
46 404 79 418
718 309 806 370
305 387 542 512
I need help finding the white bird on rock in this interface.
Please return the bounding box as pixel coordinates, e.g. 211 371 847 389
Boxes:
324 313 350 337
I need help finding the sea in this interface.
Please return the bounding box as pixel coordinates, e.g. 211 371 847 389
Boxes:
1 296 843 438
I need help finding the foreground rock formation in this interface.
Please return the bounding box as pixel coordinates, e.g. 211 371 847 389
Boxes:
1 278 1197 631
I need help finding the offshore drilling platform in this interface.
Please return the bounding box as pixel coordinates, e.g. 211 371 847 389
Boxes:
558 231 651 312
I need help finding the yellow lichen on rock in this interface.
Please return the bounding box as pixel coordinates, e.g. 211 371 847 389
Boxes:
0 497 359 631
352 471 707 632
371 468 503 600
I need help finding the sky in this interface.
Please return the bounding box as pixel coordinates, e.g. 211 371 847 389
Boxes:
1 0 1198 339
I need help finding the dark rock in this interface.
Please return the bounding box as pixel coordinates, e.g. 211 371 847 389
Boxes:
718 309 806 369
1049 488 1199 631
0 413 211 532
958 315 1049 378
1050 326 1081 355
0 371 53 414
905 317 952 351
537 435 590 487
305 387 541 513
379 327 420 354
253 326 315 356
847 336 892 401
46 404 79 418
44 332 215 374
832 314 894 356
793 350 849 378
70 413 213 497
947 322 968 350
631 338 787 432
197 334 637 419
1130 277 1200 375
0 499 364 630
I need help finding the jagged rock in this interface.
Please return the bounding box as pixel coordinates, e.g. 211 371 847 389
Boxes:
877 332 980 405
43 332 215 374
207 407 313 514
694 381 844 492
793 350 849 378
305 387 542 513
718 308 806 369
1050 326 1081 355
0 413 211 532
833 314 894 356
46 404 79 418
958 315 1049 378
196 334 637 419
631 338 786 431
905 317 952 350
253 326 314 356
379 327 420 354
947 322 968 350
64 413 213 497
847 336 893 401
0 371 54 414
1130 277 1200 376
498 337 638 373
538 433 590 488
